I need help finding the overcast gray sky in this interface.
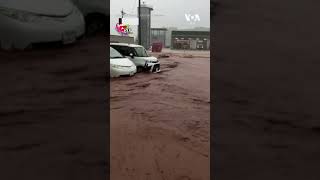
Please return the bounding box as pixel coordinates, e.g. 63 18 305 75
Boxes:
110 0 210 36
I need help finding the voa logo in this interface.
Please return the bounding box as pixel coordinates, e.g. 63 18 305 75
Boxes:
185 14 201 24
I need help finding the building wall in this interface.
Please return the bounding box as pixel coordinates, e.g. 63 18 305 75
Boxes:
165 27 178 48
190 39 197 49
110 35 134 44
171 31 210 50
151 29 167 47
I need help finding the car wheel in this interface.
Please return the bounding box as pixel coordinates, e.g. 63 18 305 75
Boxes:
154 67 160 73
85 15 107 37
86 20 103 36
137 66 144 73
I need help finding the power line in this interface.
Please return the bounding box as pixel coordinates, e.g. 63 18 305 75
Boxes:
130 0 138 13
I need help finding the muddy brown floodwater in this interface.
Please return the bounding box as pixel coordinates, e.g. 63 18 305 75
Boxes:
0 34 107 180
111 51 210 180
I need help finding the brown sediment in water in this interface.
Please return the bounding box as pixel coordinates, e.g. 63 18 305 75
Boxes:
111 53 210 180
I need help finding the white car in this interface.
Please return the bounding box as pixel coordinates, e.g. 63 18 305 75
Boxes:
0 0 85 50
110 46 137 78
110 43 161 73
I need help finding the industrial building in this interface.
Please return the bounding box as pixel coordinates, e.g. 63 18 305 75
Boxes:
165 27 178 48
110 35 134 44
138 4 153 49
171 30 210 50
151 28 167 47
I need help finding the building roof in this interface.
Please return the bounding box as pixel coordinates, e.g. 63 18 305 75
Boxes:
110 35 134 38
110 43 143 48
151 28 168 31
171 30 210 36
141 4 153 10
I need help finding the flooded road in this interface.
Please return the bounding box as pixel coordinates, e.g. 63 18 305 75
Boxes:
0 35 210 179
0 35 107 179
111 52 210 180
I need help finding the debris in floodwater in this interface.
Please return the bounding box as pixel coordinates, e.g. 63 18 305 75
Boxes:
158 54 170 58
183 54 194 58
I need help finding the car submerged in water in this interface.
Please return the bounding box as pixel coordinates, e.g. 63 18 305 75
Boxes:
110 43 161 73
110 46 136 78
0 0 85 50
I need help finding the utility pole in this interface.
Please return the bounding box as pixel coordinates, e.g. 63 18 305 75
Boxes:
119 9 125 36
121 9 125 18
138 0 141 45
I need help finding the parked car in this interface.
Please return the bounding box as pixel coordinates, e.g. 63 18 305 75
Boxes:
71 0 107 36
0 0 85 50
110 46 137 78
110 43 161 73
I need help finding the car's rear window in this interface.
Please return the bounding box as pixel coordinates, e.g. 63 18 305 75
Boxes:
111 45 130 56
110 47 124 58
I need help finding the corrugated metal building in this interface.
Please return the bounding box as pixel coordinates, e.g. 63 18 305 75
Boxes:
151 28 167 47
165 27 178 48
171 31 210 50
